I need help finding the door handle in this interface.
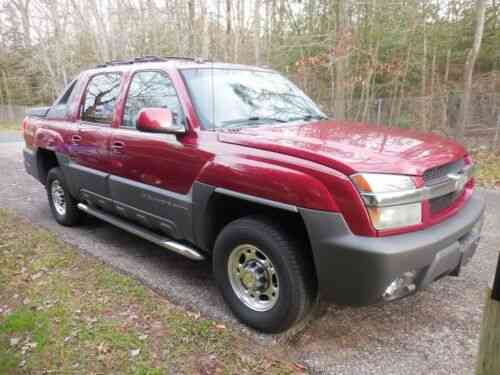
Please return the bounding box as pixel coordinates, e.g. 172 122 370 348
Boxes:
71 135 82 144
111 141 125 152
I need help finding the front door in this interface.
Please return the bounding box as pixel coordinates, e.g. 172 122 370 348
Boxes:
109 70 208 240
72 72 122 211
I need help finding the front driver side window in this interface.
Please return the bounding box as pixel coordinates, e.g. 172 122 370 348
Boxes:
122 71 184 129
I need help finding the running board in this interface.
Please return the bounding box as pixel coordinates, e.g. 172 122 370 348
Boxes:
77 203 205 261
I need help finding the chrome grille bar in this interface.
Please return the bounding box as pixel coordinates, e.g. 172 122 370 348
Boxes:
361 164 475 207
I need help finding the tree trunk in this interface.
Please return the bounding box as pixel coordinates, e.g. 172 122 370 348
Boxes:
1 71 14 121
254 0 262 64
476 254 500 375
421 21 427 130
215 0 221 59
11 0 32 48
457 0 486 141
444 49 451 83
187 0 196 56
334 0 348 120
430 47 437 130
201 1 210 57
225 0 232 61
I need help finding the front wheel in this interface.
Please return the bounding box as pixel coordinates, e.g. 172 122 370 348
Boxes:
213 216 316 333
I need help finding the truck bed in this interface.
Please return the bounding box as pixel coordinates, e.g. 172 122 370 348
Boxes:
28 107 50 118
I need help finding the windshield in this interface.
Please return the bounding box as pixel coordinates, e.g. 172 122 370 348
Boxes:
181 68 326 129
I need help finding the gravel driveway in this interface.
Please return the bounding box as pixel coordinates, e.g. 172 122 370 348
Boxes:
1 135 499 374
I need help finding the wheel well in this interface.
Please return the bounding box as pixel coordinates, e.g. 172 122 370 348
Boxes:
37 149 59 184
205 193 315 271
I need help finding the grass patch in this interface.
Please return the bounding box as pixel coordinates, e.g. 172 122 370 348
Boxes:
0 309 49 337
0 209 300 374
97 271 147 300
0 121 20 132
473 151 500 189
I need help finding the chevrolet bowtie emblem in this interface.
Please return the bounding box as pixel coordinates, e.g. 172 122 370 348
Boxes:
448 171 468 192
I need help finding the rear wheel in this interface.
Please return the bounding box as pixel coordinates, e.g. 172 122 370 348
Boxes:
213 216 316 333
46 167 82 226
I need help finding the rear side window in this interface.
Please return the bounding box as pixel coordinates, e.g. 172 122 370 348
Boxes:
122 71 184 129
56 79 77 106
81 73 121 124
46 79 78 119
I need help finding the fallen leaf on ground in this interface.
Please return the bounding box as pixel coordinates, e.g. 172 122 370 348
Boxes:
293 362 307 371
31 272 43 280
97 342 110 355
187 311 201 319
21 342 37 355
129 348 140 358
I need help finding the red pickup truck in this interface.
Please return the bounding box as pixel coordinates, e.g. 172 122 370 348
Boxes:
22 56 485 333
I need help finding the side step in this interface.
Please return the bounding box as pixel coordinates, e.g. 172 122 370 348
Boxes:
77 203 205 261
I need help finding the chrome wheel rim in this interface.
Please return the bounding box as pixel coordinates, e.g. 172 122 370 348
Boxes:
227 244 279 312
51 180 66 216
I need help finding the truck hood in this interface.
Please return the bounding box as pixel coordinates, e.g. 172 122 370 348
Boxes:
217 120 467 176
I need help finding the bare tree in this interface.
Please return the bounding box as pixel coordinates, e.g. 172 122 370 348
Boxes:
201 0 210 57
225 0 232 61
254 0 261 64
334 0 349 120
458 0 487 141
0 0 496 144
188 0 196 55
10 0 31 48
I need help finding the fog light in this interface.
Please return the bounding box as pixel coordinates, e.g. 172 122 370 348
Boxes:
382 271 417 301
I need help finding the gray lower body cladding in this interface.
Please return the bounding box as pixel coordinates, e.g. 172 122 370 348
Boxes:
300 193 486 305
24 148 197 244
23 148 39 181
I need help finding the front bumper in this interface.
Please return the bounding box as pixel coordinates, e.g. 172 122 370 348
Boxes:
300 193 485 305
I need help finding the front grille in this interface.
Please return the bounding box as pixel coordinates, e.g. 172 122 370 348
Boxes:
429 191 462 214
423 158 465 186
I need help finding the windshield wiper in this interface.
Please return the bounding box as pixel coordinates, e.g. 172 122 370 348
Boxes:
220 116 287 128
288 114 328 122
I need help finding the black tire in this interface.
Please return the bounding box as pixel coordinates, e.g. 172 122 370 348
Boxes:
46 167 82 226
213 215 316 333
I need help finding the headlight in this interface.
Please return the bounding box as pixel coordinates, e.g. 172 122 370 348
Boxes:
352 173 422 230
367 204 422 230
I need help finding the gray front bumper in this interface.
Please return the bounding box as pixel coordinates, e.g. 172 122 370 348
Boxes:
300 193 486 305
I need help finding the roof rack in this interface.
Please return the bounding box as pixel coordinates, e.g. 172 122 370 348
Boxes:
95 56 208 68
95 59 134 68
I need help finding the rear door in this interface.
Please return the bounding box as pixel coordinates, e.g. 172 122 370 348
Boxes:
72 72 122 211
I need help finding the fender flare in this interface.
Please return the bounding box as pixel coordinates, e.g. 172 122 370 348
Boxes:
191 156 340 251
34 127 67 154
195 156 339 211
